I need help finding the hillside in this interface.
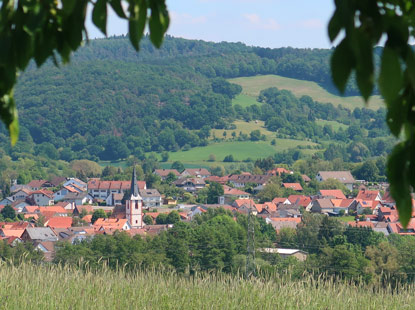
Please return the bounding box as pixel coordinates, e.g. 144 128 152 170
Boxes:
229 75 384 111
0 35 389 165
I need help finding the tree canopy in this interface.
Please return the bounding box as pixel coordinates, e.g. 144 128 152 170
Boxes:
329 0 415 227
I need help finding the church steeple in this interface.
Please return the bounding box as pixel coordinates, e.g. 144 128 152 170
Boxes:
131 165 139 197
126 165 143 228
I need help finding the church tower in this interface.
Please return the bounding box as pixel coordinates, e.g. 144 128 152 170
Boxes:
126 166 143 228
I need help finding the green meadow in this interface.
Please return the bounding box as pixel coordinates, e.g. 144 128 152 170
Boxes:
229 74 384 111
1 263 414 310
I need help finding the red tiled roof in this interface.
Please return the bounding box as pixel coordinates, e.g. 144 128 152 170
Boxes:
223 185 249 196
87 180 146 190
270 217 301 223
27 180 48 188
287 195 311 207
39 206 68 214
233 199 255 208
0 229 25 238
282 183 303 191
356 189 380 201
46 217 73 229
267 167 291 176
23 206 40 213
154 169 180 177
272 197 289 205
93 218 128 230
30 189 54 198
82 215 93 223
320 189 346 199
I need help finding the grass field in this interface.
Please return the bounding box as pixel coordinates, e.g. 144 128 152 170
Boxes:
210 120 275 140
168 139 317 163
2 263 414 310
232 94 260 107
229 75 384 111
315 119 349 131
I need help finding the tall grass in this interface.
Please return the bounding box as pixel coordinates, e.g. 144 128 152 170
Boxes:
0 262 413 310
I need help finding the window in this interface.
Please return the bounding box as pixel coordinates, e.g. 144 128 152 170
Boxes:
136 220 138 224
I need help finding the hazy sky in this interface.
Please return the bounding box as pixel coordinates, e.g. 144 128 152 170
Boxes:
87 0 335 48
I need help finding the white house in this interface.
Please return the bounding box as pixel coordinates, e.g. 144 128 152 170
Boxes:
28 190 54 206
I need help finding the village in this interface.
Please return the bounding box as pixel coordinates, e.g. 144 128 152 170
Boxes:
0 165 411 262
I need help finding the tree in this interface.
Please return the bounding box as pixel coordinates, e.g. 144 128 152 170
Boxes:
353 160 380 182
91 209 107 224
171 161 185 173
143 215 154 225
156 213 168 224
208 154 216 162
329 1 415 227
161 151 169 162
1 205 15 220
250 130 261 141
207 182 224 204
223 154 234 162
166 210 180 224
164 172 177 184
0 0 170 145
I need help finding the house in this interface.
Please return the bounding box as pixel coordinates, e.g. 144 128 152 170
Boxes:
219 186 250 204
49 176 68 187
27 179 52 191
38 206 69 217
205 175 229 185
272 197 291 205
232 199 255 209
11 188 32 201
35 241 55 261
106 193 124 206
11 200 29 212
329 199 356 215
27 190 54 206
181 168 211 179
173 178 205 192
63 192 93 206
267 167 292 176
54 201 75 211
22 205 40 213
63 178 87 191
353 200 381 215
53 185 79 201
228 174 271 190
387 219 415 235
0 228 25 238
93 218 131 231
356 188 381 201
21 227 58 242
282 183 303 191
154 169 181 180
301 175 311 183
46 217 73 229
255 202 277 214
73 205 94 216
319 189 346 200
188 206 207 220
316 171 355 191
287 195 311 208
310 199 335 214
139 189 162 208
260 248 307 261
0 197 13 206
87 179 146 200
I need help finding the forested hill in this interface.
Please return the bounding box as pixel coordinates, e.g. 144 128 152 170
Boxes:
1 35 383 162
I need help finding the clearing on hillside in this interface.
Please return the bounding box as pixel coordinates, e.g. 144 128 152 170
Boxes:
210 120 275 141
229 74 384 111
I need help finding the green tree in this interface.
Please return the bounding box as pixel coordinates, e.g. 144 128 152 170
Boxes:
164 172 177 184
171 161 185 173
0 0 170 145
161 151 169 162
329 1 415 227
0 205 15 220
143 215 154 225
250 130 261 141
91 209 107 224
207 182 224 204
166 210 180 224
156 213 168 224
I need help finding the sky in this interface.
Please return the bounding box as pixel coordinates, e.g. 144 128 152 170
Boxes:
86 0 336 49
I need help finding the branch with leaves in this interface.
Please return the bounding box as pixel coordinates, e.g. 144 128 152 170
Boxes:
329 0 415 227
0 0 169 145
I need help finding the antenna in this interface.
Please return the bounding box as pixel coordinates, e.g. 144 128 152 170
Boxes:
246 201 256 278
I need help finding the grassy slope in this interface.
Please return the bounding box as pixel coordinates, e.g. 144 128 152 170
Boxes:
229 75 384 111
232 94 260 107
210 120 275 140
168 139 316 163
2 264 413 310
315 119 349 131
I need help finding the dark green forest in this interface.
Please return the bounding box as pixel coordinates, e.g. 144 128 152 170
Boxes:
0 35 389 165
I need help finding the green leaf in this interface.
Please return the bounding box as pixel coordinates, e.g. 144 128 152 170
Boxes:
331 40 354 94
379 47 402 103
0 92 19 146
328 11 342 42
385 96 404 136
128 0 147 51
354 31 374 102
92 0 107 36
109 0 126 18
62 0 77 16
149 1 169 48
387 142 412 228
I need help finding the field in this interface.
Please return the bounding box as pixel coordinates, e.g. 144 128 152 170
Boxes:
167 139 317 163
229 75 384 111
315 119 349 131
210 120 275 140
1 263 414 310
232 94 260 108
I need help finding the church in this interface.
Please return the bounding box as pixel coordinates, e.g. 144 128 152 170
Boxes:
125 166 143 228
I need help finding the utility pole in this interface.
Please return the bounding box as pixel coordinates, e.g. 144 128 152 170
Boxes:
246 202 257 278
